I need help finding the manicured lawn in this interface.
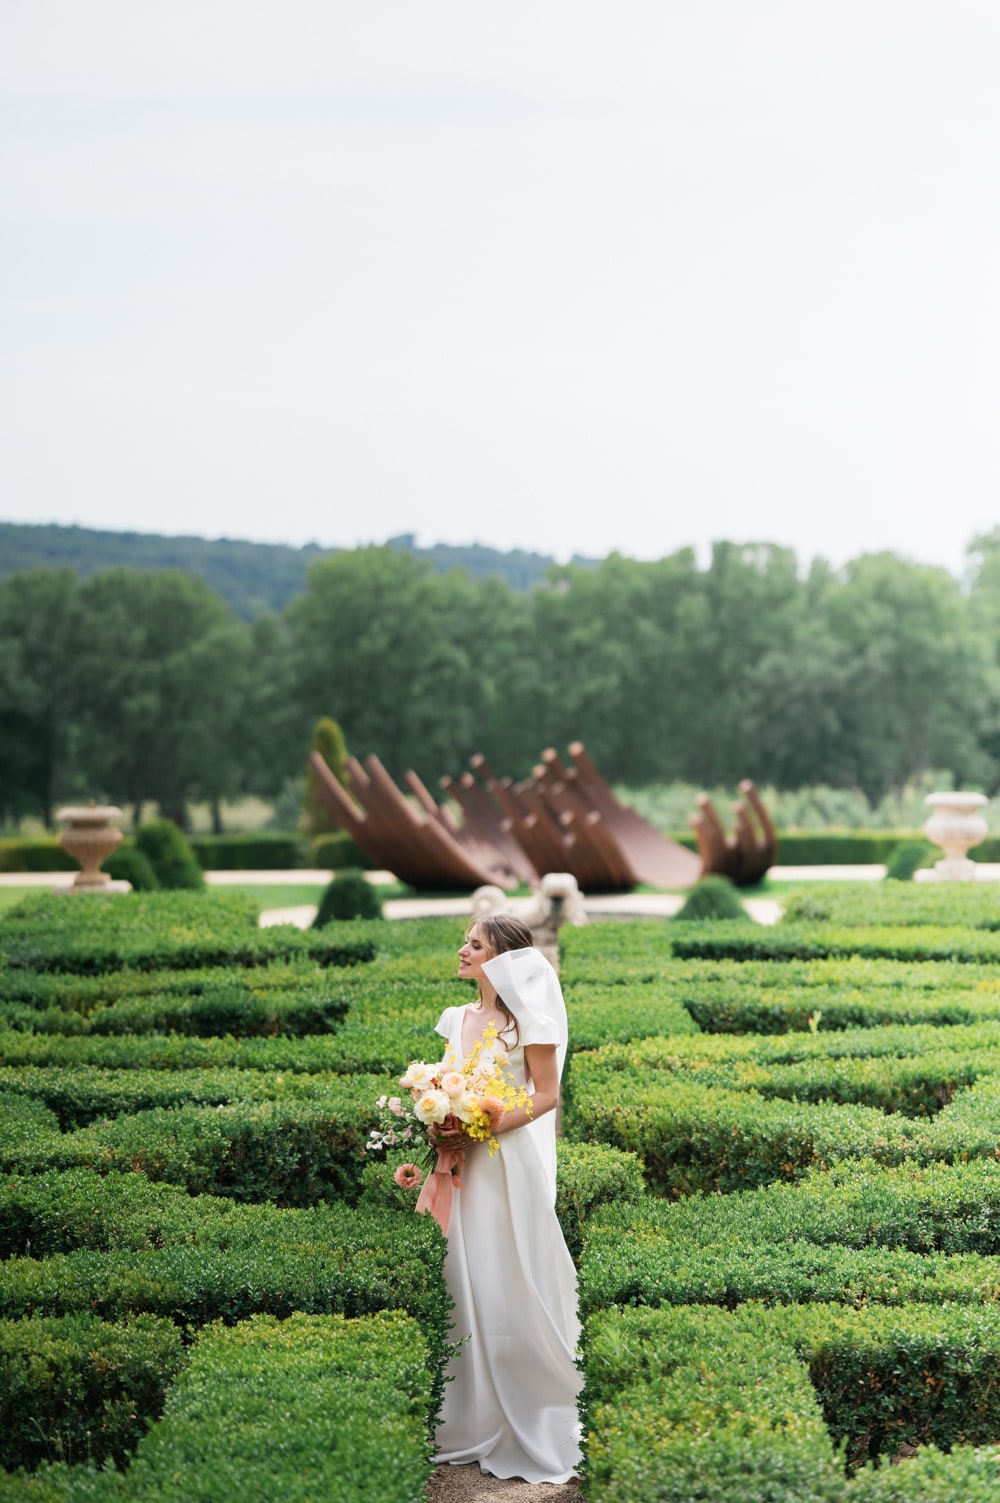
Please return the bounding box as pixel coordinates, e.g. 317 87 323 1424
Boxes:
222 883 328 910
0 886 41 912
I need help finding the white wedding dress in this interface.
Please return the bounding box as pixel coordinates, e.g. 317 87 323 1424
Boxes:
432 947 583 1484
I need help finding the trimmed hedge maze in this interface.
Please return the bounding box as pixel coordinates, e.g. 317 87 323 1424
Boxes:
0 898 461 1502
561 905 1000 1500
8 889 1000 1498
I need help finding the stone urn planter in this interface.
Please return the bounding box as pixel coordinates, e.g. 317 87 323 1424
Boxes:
57 803 127 892
922 791 989 881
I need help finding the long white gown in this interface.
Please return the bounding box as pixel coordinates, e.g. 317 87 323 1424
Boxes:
432 947 583 1484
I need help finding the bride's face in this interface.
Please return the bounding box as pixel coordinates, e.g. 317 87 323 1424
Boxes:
458 924 494 988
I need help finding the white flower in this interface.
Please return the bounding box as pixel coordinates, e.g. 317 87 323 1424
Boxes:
376 1095 387 1109
453 1090 482 1124
400 1060 435 1091
413 1088 451 1125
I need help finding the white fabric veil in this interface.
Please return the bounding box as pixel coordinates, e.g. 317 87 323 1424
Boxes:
481 945 568 1203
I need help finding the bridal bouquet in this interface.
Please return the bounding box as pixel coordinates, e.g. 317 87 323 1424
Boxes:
368 1023 530 1231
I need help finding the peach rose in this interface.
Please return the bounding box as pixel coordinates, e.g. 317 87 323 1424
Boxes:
440 1070 467 1099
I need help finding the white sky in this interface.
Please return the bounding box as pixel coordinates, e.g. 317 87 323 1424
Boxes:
3 2 999 577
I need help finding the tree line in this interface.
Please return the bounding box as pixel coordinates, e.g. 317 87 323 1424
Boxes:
0 522 579 621
4 535 1000 829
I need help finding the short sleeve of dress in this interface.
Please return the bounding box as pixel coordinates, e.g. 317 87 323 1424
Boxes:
518 1011 562 1049
434 1007 454 1041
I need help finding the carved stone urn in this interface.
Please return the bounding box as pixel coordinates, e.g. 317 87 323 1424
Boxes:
57 802 126 891
922 791 989 881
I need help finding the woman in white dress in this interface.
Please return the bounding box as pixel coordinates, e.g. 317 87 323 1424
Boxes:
430 914 583 1484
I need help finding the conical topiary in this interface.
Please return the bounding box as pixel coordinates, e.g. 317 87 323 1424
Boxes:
303 716 350 836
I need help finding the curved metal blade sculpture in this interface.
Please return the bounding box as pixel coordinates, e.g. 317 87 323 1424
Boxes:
689 779 778 887
308 744 777 891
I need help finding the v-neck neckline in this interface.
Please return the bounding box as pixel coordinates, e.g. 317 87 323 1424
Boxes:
461 1003 509 1060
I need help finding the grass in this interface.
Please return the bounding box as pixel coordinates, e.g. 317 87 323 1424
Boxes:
0 887 37 912
222 884 328 910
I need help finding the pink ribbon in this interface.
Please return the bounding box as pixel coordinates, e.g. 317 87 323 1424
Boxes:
415 1146 465 1235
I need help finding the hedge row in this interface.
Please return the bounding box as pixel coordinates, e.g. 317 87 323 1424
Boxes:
0 982 349 1040
0 1195 451 1372
0 1062 377 1128
670 919 1000 965
561 920 1000 990
4 1080 385 1204
570 1026 1000 1112
583 1302 1000 1501
3 1312 433 1503
0 1025 400 1076
0 958 326 1010
0 976 458 1080
679 976 1000 1035
571 1078 903 1197
561 915 1000 974
782 880 1000 930
776 831 1000 865
0 831 374 875
578 1157 1000 1315
1 929 374 977
0 1313 184 1474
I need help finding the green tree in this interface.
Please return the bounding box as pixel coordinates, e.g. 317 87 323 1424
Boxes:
821 553 998 801
286 547 523 782
0 570 84 826
72 570 252 827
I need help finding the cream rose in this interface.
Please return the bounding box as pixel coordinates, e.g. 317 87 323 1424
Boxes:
413 1088 451 1125
453 1090 483 1124
440 1071 467 1099
400 1060 435 1091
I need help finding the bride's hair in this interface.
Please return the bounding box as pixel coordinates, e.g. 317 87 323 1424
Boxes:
469 913 534 1047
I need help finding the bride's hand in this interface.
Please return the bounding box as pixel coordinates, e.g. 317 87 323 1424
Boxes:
430 1124 471 1152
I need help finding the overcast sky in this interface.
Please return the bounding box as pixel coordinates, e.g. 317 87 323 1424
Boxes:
3 2 999 577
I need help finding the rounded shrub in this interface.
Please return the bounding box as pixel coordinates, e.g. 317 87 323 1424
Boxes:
885 839 935 881
104 845 161 891
673 875 749 923
312 870 383 925
134 820 205 890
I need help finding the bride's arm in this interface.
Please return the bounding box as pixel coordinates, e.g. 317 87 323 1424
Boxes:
493 1043 559 1136
431 1043 561 1149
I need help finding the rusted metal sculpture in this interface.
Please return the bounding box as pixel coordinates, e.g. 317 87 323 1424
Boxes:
689 779 777 886
310 742 776 892
308 751 524 891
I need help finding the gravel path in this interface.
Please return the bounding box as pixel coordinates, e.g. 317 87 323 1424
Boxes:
427 1464 583 1503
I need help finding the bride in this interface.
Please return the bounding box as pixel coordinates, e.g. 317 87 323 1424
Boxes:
429 913 583 1484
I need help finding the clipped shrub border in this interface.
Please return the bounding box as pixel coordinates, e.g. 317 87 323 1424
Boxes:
0 1311 184 1474
583 1301 1000 1501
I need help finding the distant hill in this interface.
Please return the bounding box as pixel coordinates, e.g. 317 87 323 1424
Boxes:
0 522 594 620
